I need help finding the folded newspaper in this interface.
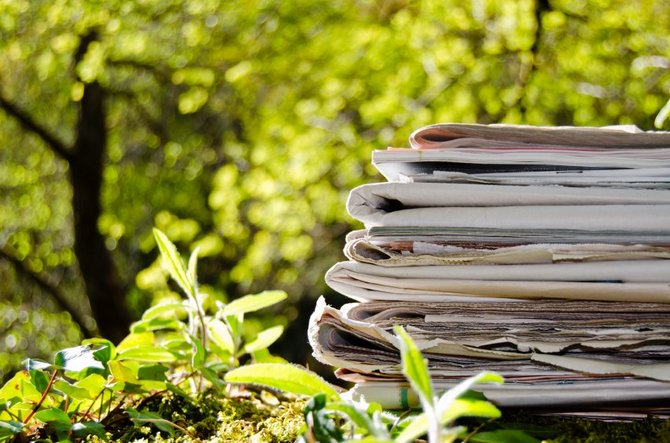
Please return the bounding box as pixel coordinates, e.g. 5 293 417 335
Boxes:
373 123 670 181
309 123 670 413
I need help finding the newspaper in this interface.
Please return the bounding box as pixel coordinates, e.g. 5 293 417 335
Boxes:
308 297 670 409
345 237 670 266
373 123 670 181
325 260 670 303
310 123 670 413
346 182 670 228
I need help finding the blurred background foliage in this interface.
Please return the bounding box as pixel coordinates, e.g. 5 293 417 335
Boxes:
1 0 669 381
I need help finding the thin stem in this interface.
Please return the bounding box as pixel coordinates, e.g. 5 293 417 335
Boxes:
23 369 59 424
83 387 107 420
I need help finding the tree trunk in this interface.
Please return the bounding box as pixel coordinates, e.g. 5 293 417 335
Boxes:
69 32 132 343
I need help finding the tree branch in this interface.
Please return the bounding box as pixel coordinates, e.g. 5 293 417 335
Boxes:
0 248 95 338
0 92 73 162
515 0 551 118
107 58 171 82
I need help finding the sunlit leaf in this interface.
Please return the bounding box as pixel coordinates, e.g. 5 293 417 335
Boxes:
153 228 193 296
131 317 183 333
23 359 52 371
54 380 92 400
394 326 433 408
117 346 177 363
436 372 503 416
116 332 155 353
188 247 200 289
109 360 138 383
54 345 105 372
74 374 107 398
243 325 284 354
141 302 189 321
655 97 670 129
34 407 71 426
82 338 116 363
225 363 339 399
0 372 41 404
221 290 288 317
191 336 206 369
441 398 501 423
207 318 235 354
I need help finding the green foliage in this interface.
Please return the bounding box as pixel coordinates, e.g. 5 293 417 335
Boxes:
225 328 516 443
0 228 289 442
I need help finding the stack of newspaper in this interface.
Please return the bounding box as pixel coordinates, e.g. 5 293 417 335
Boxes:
309 123 670 414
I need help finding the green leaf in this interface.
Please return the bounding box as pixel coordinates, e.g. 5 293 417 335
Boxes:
395 412 429 443
222 290 288 317
141 302 188 321
191 336 206 369
23 358 52 371
441 398 501 423
75 373 106 393
34 407 71 426
126 408 176 436
137 364 169 381
225 363 339 399
188 246 200 288
54 380 92 400
394 326 433 408
0 372 42 404
0 420 24 438
131 317 184 333
251 348 287 364
207 318 235 354
470 429 540 443
395 399 501 443
29 370 50 394
243 325 284 354
201 367 227 390
117 346 177 363
436 371 503 415
109 360 139 382
116 332 155 353
82 338 116 363
71 421 107 440
54 345 105 372
655 97 670 129
226 314 242 344
153 228 193 296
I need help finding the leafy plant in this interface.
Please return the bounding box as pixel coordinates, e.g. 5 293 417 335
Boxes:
0 228 289 442
225 327 517 443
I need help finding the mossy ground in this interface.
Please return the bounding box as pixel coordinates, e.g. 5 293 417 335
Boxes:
465 411 670 443
87 389 306 443
26 390 670 442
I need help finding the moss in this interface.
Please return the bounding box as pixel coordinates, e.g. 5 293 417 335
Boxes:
80 388 305 443
214 393 306 443
487 411 670 443
95 389 306 443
